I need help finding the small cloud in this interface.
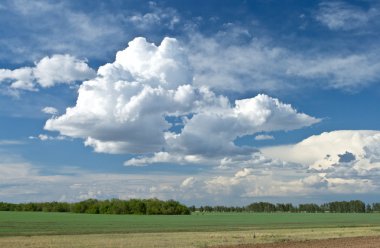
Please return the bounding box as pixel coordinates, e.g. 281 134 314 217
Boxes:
0 140 24 145
128 2 180 30
38 134 49 141
254 134 274 141
181 177 195 188
29 134 68 141
41 106 58 115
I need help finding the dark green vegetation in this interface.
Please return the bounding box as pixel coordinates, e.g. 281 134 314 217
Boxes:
193 200 380 213
0 211 380 237
1 199 377 216
0 199 190 215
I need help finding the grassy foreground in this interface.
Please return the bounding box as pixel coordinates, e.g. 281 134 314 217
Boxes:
1 212 380 247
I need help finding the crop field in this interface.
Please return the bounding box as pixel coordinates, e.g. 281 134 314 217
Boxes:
0 211 380 247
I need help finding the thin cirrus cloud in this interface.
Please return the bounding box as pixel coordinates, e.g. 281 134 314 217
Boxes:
315 1 378 31
254 134 274 141
188 33 380 92
0 54 95 91
44 37 320 163
128 1 180 30
0 0 127 63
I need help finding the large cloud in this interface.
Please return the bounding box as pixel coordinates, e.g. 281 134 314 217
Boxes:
45 37 319 159
0 54 95 91
188 33 380 92
261 130 380 193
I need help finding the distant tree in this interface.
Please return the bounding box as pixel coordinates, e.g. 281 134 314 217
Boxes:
366 204 372 213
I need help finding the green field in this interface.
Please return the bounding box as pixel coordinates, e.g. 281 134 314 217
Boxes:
1 212 380 247
1 211 380 237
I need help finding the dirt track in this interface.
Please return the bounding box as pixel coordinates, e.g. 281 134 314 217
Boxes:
216 236 380 248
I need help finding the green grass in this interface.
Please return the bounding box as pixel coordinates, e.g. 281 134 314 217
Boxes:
1 211 380 237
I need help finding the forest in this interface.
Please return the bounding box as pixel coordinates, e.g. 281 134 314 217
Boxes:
190 200 380 213
0 198 190 215
1 199 379 214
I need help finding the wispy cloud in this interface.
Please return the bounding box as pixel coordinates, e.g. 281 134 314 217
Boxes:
254 134 274 141
0 0 127 63
189 33 380 92
0 140 24 145
315 1 378 31
128 1 180 30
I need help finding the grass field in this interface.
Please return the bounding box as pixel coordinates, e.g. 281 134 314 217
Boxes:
1 211 380 236
1 211 380 247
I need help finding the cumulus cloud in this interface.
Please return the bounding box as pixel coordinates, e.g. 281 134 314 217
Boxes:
315 1 377 31
261 130 380 194
262 130 380 166
44 37 319 163
163 94 319 158
0 54 95 91
0 67 35 91
41 106 58 115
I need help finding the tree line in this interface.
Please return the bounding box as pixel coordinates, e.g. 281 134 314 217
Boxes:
190 200 380 213
0 198 190 215
1 199 379 215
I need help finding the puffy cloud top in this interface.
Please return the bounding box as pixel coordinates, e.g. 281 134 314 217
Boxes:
262 130 380 181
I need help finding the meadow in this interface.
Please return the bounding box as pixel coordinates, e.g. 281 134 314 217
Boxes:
1 211 380 247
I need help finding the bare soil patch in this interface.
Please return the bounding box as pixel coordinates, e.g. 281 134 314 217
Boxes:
215 236 380 248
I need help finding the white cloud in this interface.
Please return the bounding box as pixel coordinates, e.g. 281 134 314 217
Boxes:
0 68 35 91
45 37 319 160
164 94 319 158
286 54 380 90
0 54 95 91
42 106 58 115
128 2 180 30
261 130 380 193
124 152 205 166
261 130 380 166
181 177 195 188
188 34 290 92
188 34 380 92
29 134 67 141
315 2 376 31
254 134 274 141
34 55 95 87
1 0 127 63
0 144 379 204
0 140 24 145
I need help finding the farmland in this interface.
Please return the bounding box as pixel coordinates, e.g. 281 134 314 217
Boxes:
0 211 380 247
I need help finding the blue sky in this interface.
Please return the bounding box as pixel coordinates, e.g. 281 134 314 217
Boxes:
1 0 380 205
